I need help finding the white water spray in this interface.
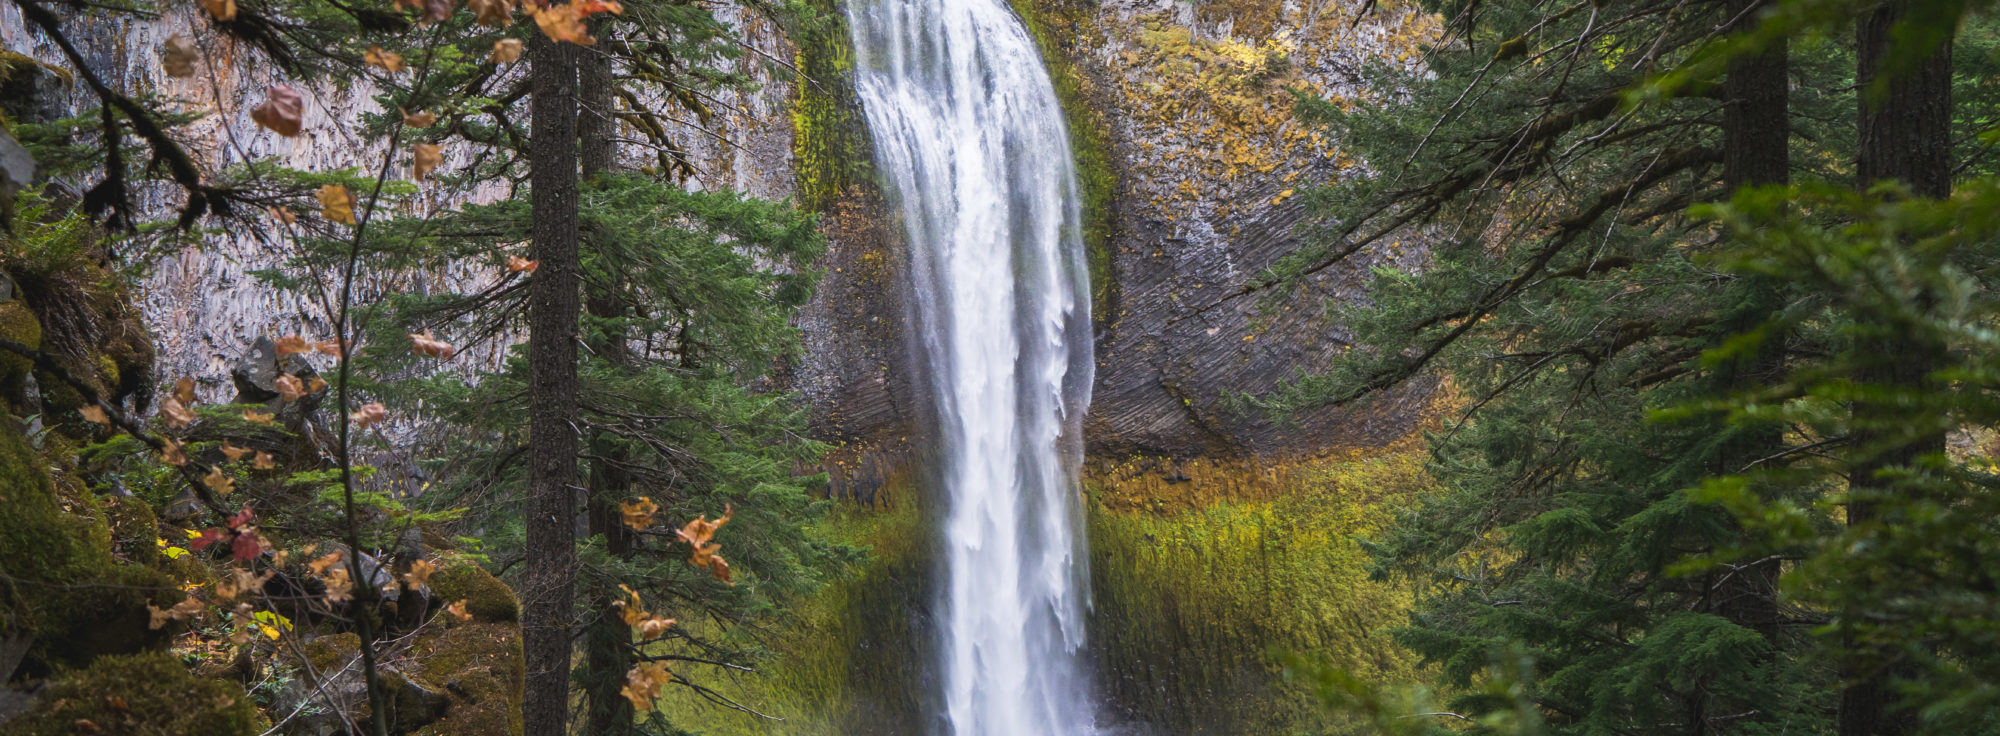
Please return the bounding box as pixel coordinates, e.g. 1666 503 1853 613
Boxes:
846 0 1096 732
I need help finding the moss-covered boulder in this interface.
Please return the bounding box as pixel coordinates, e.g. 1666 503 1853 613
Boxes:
0 297 41 410
406 621 524 736
428 559 517 624
5 652 260 735
0 416 174 676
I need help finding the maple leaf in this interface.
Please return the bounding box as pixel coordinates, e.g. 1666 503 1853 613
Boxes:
350 403 388 430
321 567 354 604
161 396 197 429
409 330 456 358
250 85 304 137
80 405 109 424
307 549 345 576
616 584 647 626
190 528 225 551
274 374 306 402
253 451 278 470
469 0 513 25
173 377 197 406
221 443 251 461
620 496 658 530
308 376 329 393
490 38 525 64
527 3 594 45
707 555 732 585
364 45 405 73
161 437 189 466
402 108 438 128
507 255 539 273
446 599 472 622
574 0 621 15
274 335 310 355
318 184 356 225
242 410 276 426
227 506 256 529
621 663 671 712
639 615 675 641
403 559 436 588
231 530 264 561
217 567 271 598
161 35 198 78
204 466 236 496
200 0 235 21
676 505 734 584
413 143 444 182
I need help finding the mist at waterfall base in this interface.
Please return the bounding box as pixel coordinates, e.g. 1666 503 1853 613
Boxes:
846 0 1103 733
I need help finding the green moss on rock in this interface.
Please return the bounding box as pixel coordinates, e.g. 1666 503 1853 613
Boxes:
0 415 173 675
429 559 519 624
408 621 525 736
8 652 260 735
0 298 40 407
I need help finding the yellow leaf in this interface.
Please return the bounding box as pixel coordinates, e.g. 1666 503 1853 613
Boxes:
413 142 444 182
619 497 658 531
318 184 356 225
490 38 525 64
364 46 405 73
200 0 235 21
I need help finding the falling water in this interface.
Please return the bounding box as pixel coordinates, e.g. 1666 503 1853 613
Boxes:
846 0 1097 733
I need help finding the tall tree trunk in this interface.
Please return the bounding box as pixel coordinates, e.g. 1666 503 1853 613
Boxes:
1843 4 1952 734
577 33 637 733
1712 0 1788 644
524 30 583 736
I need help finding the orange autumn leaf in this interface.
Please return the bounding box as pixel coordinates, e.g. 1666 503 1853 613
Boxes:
308 376 329 393
274 374 306 402
638 615 675 641
80 405 109 424
506 255 539 273
161 35 198 78
409 332 456 359
620 662 671 712
318 184 356 225
313 339 349 357
200 0 235 21
253 451 278 470
242 410 276 426
274 335 310 355
676 504 734 584
147 596 204 630
269 206 298 225
574 0 621 15
220 443 251 461
364 46 405 73
527 3 594 45
250 85 303 137
446 599 472 622
490 38 525 63
402 108 438 128
403 559 436 588
413 142 443 182
619 497 658 531
350 402 388 430
306 549 345 575
469 0 513 26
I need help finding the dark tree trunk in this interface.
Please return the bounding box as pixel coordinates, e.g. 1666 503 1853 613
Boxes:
1843 4 1953 734
524 30 583 736
578 38 617 182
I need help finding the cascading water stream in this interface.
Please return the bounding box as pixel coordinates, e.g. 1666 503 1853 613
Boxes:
845 0 1097 732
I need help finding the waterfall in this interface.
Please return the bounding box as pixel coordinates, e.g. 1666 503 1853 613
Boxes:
846 0 1097 732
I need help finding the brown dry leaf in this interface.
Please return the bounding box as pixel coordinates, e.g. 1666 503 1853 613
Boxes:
161 35 198 78
161 396 197 428
221 443 252 461
412 142 444 183
242 410 276 426
403 559 436 588
217 568 271 599
409 332 456 359
506 255 539 273
350 403 388 430
707 555 732 585
620 662 671 712
250 85 303 137
619 497 658 531
148 595 203 629
402 108 438 128
469 0 512 26
274 374 306 402
200 0 235 21
80 405 109 424
616 584 647 626
274 335 310 355
269 206 298 225
677 504 734 584
313 339 347 357
203 465 236 496
423 0 455 22
253 451 278 470
321 567 354 604
446 599 472 622
308 376 329 393
173 377 197 406
364 46 405 73
638 615 675 641
317 184 356 225
161 438 188 467
490 38 525 64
